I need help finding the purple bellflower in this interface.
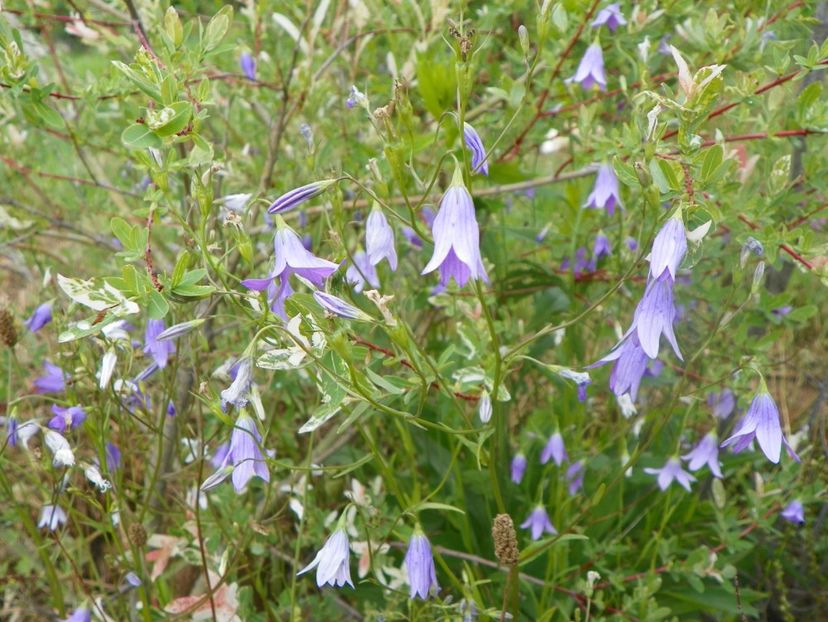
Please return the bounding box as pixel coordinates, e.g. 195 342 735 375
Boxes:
167 400 177 417
38 503 68 531
589 332 649 402
540 432 568 466
202 413 270 493
220 356 253 410
591 3 626 32
106 442 122 472
625 236 639 252
511 453 527 484
421 166 488 288
772 305 793 318
242 218 339 319
401 226 423 248
707 388 736 419
721 390 798 464
584 164 622 215
240 52 256 80
649 214 687 281
780 500 805 525
520 506 557 540
682 433 722 478
297 526 353 588
4 416 18 448
568 43 607 91
25 302 52 332
463 122 489 176
366 206 398 270
405 531 439 599
562 246 594 276
566 460 586 496
60 608 91 622
346 250 380 293
143 319 176 369
34 360 67 394
267 180 337 215
47 405 87 432
313 291 367 320
630 272 682 359
593 233 612 260
644 457 696 492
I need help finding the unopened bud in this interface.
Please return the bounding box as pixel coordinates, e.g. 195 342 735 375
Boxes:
518 25 530 55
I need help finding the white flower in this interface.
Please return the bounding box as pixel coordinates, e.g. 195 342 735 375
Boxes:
99 348 117 390
84 464 112 492
297 529 353 588
44 429 75 467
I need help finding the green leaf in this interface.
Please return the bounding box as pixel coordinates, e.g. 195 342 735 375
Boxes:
701 145 723 182
413 501 466 515
57 274 139 316
153 101 192 137
204 6 233 51
31 100 63 128
111 60 162 101
147 289 169 319
121 123 162 150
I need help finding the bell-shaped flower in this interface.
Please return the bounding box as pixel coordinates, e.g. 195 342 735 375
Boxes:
567 43 607 91
707 388 735 419
143 319 176 369
520 506 557 540
405 530 439 599
220 356 253 410
60 609 91 622
510 453 527 484
34 360 67 394
589 332 649 402
346 250 380 293
267 180 337 215
463 122 489 176
649 213 687 281
721 390 798 464
99 349 117 390
366 206 398 270
242 218 339 319
313 291 369 320
202 413 270 493
584 164 622 215
682 432 722 478
422 166 488 288
566 460 586 496
47 405 87 432
630 272 682 360
25 302 53 333
591 3 626 32
644 457 695 491
780 500 805 525
478 391 492 423
540 432 568 466
38 503 68 531
297 526 353 588
106 442 122 472
44 429 75 467
239 52 256 80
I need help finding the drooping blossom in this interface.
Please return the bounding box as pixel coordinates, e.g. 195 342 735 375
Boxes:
47 405 87 432
242 218 338 319
297 527 354 588
478 391 492 423
682 433 722 478
591 3 626 32
780 500 805 525
34 360 67 394
84 464 111 492
644 457 696 491
566 460 586 496
38 503 68 531
44 430 74 467
106 442 121 472
201 413 269 493
267 180 336 215
520 506 557 540
649 214 687 281
625 236 639 252
239 52 256 80
166 401 177 417
540 432 568 466
721 391 798 464
401 226 423 248
463 122 489 175
59 608 91 622
511 453 527 484
567 43 607 91
4 416 18 448
421 166 488 288
772 305 793 318
313 291 368 320
405 531 439 599
220 193 251 216
630 272 682 359
707 388 736 419
25 302 52 333
593 233 612 260
346 85 367 109
99 349 116 390
366 207 398 270
220 356 253 410
143 319 176 369
589 332 649 402
346 250 380 293
584 164 622 215
554 367 591 402
561 246 594 276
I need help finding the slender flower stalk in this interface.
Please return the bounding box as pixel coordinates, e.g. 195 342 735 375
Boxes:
422 165 488 287
405 530 439 599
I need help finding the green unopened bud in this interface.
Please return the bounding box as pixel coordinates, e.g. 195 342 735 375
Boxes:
518 25 530 56
634 161 652 188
